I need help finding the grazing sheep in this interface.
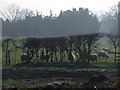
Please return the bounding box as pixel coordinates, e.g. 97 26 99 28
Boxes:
68 52 74 62
87 54 97 62
16 44 23 48
40 51 51 63
108 51 120 54
108 51 116 54
21 53 31 63
116 52 120 54
98 52 109 58
102 48 110 53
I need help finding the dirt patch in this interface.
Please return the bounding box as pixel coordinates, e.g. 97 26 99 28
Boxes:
2 69 119 89
3 69 117 80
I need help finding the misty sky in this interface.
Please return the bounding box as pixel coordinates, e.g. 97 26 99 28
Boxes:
0 0 119 16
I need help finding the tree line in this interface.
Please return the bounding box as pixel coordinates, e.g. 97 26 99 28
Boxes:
2 33 100 65
3 32 120 65
1 5 100 37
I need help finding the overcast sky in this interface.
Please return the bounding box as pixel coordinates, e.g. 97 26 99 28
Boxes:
0 0 119 16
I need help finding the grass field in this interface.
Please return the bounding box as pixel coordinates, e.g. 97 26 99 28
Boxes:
2 36 120 89
2 36 118 65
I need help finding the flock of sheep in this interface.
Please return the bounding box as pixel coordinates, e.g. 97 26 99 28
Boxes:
21 48 113 63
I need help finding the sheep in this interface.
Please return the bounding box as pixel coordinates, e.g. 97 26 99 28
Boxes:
108 51 116 54
16 44 23 48
68 52 75 62
98 52 109 58
87 54 97 62
102 48 120 55
116 52 120 54
21 53 31 63
108 51 120 54
40 51 51 63
102 48 110 53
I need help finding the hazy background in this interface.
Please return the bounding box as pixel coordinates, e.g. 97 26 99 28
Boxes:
0 0 119 37
0 0 119 16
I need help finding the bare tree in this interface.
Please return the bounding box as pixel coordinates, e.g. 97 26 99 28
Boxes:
0 4 36 21
0 4 22 21
100 4 118 35
20 8 35 19
107 34 118 63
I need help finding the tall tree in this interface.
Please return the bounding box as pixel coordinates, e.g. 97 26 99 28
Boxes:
100 5 118 35
0 4 22 21
107 34 118 63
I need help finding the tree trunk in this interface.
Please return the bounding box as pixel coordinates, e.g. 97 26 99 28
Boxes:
60 52 62 62
54 51 58 62
114 46 117 63
50 52 53 63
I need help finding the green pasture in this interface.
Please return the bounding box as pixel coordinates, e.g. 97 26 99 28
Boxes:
3 61 117 72
3 79 50 88
2 36 119 88
2 36 119 65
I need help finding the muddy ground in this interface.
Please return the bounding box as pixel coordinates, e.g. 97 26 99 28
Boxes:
2 68 119 89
